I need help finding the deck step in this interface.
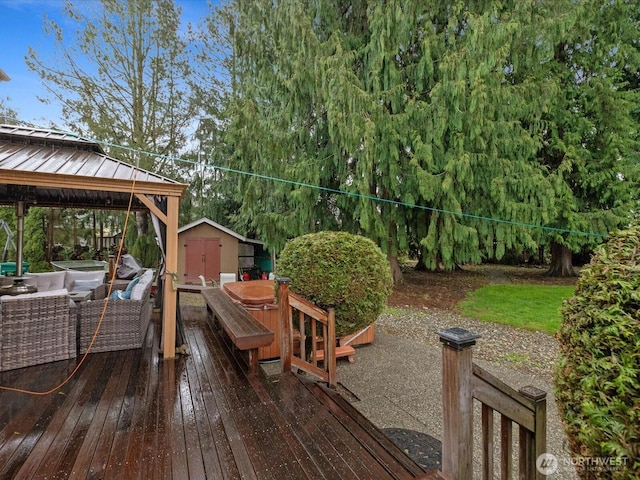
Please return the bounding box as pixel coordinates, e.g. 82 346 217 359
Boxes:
314 345 356 363
305 379 428 478
416 470 447 480
415 471 446 479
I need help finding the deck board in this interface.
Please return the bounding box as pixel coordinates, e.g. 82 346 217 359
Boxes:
0 304 431 480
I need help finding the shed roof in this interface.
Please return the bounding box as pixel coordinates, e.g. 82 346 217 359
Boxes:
0 124 187 210
178 217 264 246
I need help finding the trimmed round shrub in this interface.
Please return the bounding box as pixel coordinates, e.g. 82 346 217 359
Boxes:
276 231 393 338
555 222 640 479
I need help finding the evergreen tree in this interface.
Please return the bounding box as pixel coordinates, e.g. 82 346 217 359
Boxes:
223 1 561 282
23 207 49 272
539 0 640 276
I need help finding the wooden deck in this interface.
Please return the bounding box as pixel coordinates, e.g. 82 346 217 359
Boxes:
0 305 434 479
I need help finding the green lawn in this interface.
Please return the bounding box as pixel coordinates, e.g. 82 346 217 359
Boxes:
458 284 576 333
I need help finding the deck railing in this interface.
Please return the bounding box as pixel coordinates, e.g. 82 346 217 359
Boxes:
277 278 337 388
439 328 547 480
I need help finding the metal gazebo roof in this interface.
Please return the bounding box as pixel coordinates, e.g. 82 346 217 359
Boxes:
0 123 186 210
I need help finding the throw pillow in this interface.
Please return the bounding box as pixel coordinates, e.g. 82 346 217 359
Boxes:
125 277 140 295
109 289 133 300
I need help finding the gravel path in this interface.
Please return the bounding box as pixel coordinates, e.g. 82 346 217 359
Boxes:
377 308 559 379
337 308 578 479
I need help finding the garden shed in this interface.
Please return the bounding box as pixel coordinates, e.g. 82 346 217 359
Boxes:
177 217 271 284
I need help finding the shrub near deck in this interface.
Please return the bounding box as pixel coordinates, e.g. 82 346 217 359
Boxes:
276 231 393 338
555 223 640 480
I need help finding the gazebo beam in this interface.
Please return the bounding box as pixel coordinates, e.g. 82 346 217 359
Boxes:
3 171 185 197
135 194 167 223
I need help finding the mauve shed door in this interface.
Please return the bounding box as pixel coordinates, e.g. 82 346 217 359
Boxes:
185 238 221 283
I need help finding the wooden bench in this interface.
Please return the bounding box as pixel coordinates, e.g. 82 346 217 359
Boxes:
201 287 274 374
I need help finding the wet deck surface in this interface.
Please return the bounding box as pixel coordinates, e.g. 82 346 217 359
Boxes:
0 305 431 479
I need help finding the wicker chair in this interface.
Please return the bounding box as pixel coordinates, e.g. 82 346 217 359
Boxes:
0 289 77 371
77 276 153 354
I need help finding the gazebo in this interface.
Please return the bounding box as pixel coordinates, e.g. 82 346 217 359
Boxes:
0 123 188 358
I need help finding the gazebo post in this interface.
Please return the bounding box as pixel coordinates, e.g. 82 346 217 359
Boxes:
162 195 179 358
15 201 25 277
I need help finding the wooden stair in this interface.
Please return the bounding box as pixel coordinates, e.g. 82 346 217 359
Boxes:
313 345 356 363
305 378 443 479
415 471 447 479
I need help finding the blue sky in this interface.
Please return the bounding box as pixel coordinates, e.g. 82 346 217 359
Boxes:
0 0 212 127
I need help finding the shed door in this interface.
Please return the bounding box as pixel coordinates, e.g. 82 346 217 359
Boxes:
185 238 221 283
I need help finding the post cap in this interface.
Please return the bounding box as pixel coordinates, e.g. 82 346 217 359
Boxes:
519 385 547 401
438 327 481 350
276 277 291 285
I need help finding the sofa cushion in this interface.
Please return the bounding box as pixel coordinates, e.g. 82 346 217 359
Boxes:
64 271 106 292
23 272 66 292
24 271 106 293
71 279 103 292
130 269 153 301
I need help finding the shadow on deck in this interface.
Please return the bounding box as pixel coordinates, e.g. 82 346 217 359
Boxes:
0 305 438 479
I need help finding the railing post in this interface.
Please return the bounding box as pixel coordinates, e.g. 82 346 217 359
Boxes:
326 307 336 388
438 327 481 480
277 277 292 373
518 386 547 480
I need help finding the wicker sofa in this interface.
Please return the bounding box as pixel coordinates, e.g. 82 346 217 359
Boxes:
0 288 77 371
77 269 154 354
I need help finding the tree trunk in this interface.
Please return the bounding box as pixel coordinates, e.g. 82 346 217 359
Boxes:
415 250 427 271
546 241 576 277
92 212 97 251
388 253 404 285
136 211 148 236
46 209 55 263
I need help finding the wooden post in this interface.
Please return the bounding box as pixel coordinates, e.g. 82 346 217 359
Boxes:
326 307 336 389
518 385 547 480
162 195 179 358
277 278 292 373
439 327 481 480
